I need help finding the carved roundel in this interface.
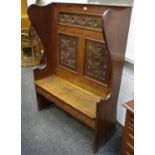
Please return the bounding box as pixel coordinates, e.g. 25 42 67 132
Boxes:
84 39 109 84
59 12 102 31
59 33 78 71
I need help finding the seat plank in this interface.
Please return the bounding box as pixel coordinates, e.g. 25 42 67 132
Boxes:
34 75 102 119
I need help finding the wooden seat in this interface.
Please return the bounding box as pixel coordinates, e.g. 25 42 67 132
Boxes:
28 3 132 153
35 75 105 119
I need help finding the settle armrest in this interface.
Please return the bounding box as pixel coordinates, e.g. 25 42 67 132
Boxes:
94 7 132 123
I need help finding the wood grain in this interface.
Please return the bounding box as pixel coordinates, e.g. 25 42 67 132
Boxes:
36 85 96 129
34 75 102 119
21 0 30 28
121 100 134 155
93 8 132 152
123 99 134 114
28 3 132 153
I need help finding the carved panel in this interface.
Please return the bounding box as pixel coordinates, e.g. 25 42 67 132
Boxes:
59 33 78 71
85 40 109 83
59 12 102 31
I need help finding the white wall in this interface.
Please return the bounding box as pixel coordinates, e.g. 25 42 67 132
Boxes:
27 0 134 126
125 10 134 63
117 10 134 126
27 0 88 6
117 62 134 125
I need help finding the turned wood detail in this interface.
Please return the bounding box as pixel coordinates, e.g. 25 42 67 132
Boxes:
85 39 109 83
59 12 102 30
59 33 78 70
21 26 40 48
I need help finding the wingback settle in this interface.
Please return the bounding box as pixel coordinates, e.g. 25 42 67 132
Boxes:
28 3 132 152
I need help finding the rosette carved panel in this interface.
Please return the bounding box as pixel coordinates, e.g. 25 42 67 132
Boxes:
85 40 109 83
59 33 78 71
59 12 102 31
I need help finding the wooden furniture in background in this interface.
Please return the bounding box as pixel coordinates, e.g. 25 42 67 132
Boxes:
28 3 132 152
21 0 30 29
21 26 43 67
21 0 31 67
21 0 44 67
121 100 134 155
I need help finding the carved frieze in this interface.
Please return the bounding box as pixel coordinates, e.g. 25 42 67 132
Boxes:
59 12 102 30
59 33 77 70
85 40 109 83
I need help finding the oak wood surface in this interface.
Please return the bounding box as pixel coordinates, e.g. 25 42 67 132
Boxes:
93 8 132 152
54 4 110 97
121 100 134 155
21 0 28 15
21 0 30 28
35 85 96 129
123 99 134 114
28 4 57 80
28 3 132 153
34 75 104 119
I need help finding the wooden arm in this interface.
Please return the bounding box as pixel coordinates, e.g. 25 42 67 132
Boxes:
96 5 132 127
28 3 56 80
93 7 132 152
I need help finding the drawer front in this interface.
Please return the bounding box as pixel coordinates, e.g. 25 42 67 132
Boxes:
125 143 134 155
127 113 134 147
121 111 134 155
127 132 134 148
